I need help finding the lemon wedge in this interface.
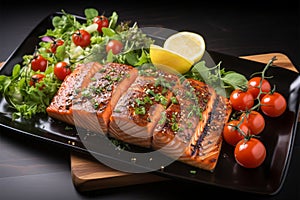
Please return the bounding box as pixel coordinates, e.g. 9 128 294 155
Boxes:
149 44 194 74
163 31 206 64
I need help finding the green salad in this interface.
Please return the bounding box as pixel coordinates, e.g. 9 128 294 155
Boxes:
0 8 155 120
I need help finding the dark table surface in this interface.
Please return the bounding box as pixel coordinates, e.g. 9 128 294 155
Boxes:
0 0 299 199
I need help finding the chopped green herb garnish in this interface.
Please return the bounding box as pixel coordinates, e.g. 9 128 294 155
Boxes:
134 106 146 115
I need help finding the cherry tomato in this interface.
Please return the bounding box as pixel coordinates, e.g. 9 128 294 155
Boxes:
93 15 109 33
240 110 265 135
230 89 254 111
106 40 123 55
54 61 71 81
29 74 45 89
50 39 64 53
260 92 287 117
72 29 91 48
234 137 266 168
31 55 48 72
247 77 271 99
222 120 249 146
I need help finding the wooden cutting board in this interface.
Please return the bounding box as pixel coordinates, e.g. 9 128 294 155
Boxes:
69 53 298 192
1 52 298 192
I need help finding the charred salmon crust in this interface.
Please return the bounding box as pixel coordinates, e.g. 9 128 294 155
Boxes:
109 67 181 148
72 62 138 135
180 94 232 172
46 62 102 125
152 78 217 161
183 79 217 158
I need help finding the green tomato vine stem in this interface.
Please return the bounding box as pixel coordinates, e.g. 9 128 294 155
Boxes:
234 56 277 140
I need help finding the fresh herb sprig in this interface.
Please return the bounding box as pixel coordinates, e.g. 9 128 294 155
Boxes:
184 60 248 98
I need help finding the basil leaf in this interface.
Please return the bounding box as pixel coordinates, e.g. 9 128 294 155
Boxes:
84 8 98 19
221 71 248 90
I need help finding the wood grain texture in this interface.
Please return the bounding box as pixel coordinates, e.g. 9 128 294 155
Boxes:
240 53 297 72
70 152 168 192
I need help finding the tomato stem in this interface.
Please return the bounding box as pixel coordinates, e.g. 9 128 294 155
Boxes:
233 56 277 140
246 56 277 111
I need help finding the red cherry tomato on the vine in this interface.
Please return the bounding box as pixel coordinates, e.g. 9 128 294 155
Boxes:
50 39 64 53
29 74 45 89
230 89 255 111
222 120 249 146
260 92 287 117
31 55 48 72
240 110 265 135
247 77 271 99
93 15 109 33
106 40 123 55
54 61 71 81
72 29 91 48
234 137 266 168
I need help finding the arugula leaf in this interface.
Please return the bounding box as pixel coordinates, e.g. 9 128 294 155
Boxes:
185 60 248 98
109 12 119 30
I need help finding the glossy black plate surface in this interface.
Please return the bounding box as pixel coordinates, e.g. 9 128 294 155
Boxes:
0 12 299 195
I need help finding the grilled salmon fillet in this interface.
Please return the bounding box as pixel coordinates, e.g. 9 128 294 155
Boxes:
152 79 217 164
108 67 181 148
47 62 138 134
71 62 138 134
46 62 102 125
47 62 232 172
180 94 231 171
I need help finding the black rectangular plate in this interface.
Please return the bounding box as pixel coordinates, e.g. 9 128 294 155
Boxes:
0 12 299 195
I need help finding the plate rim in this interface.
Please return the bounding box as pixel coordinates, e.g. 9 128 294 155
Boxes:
0 11 299 196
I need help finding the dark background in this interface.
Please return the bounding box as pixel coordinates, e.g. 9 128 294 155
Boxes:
0 0 299 67
0 0 299 199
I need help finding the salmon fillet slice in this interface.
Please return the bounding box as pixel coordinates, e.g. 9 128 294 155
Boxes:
109 67 181 148
152 78 217 162
46 62 102 125
72 62 138 135
180 94 232 171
